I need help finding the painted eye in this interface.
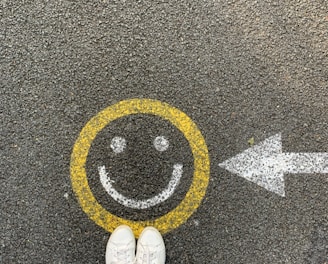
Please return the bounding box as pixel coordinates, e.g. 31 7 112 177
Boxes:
153 136 169 152
110 136 126 153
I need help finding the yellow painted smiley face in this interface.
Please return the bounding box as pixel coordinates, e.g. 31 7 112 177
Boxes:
70 98 210 237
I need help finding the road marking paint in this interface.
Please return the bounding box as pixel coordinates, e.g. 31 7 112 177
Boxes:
99 163 183 209
70 98 210 237
110 136 126 154
105 134 178 209
153 136 169 152
219 133 328 197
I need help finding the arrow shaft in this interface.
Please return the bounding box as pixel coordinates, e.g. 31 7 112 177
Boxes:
282 153 328 174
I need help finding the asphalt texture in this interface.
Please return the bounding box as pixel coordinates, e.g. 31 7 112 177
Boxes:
1 0 328 263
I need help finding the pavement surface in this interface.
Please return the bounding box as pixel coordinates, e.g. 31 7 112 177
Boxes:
1 0 328 263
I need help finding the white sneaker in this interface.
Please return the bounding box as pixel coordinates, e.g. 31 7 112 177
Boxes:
105 225 136 264
135 227 166 264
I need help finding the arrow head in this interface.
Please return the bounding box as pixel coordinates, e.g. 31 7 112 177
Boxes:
219 133 286 197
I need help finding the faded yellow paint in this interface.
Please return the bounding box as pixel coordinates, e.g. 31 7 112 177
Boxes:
70 98 210 237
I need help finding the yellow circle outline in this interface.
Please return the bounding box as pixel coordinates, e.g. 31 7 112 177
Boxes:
70 99 210 237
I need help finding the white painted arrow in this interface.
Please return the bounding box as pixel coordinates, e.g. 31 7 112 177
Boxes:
219 133 328 197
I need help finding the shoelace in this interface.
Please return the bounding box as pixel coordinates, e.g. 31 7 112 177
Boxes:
110 246 134 264
137 248 159 264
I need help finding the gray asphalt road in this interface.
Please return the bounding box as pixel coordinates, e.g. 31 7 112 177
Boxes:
1 0 328 263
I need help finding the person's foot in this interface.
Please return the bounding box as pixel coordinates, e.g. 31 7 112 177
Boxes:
105 225 136 264
135 227 165 264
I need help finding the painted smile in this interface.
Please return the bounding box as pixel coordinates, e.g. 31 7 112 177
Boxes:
98 135 183 209
98 163 183 209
